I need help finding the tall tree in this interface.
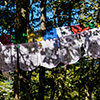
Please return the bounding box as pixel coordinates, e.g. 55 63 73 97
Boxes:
38 0 46 100
14 0 30 100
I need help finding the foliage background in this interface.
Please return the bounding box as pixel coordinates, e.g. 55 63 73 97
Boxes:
0 0 100 100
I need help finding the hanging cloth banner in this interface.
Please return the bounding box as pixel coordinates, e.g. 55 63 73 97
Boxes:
85 22 97 29
56 26 72 37
59 34 82 65
38 38 60 68
28 30 43 42
43 28 58 40
19 42 39 71
0 44 17 72
70 25 90 34
80 27 100 58
12 33 28 44
96 23 100 28
0 35 12 45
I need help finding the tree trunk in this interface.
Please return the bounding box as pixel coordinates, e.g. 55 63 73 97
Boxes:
14 47 19 100
96 0 100 27
50 69 56 100
40 0 46 30
14 0 30 99
38 0 46 100
68 1 72 26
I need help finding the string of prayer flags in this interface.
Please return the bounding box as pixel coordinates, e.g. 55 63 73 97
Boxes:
0 26 100 71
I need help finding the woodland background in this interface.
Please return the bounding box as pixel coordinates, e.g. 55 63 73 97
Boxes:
0 0 100 100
